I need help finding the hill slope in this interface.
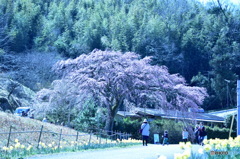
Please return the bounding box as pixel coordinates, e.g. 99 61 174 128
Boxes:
0 111 89 148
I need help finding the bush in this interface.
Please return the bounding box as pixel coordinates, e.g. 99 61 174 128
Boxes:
205 126 236 139
114 117 142 140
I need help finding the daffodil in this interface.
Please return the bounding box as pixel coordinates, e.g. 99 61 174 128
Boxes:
158 155 167 159
21 144 25 149
220 140 228 148
15 142 21 148
9 146 13 151
174 153 183 159
2 146 8 151
215 144 221 149
15 139 19 143
185 142 192 149
179 142 185 149
203 144 212 151
182 149 191 158
26 145 32 151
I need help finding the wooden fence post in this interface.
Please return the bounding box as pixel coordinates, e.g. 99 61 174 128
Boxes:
58 129 62 149
75 131 79 148
88 131 92 145
7 126 12 147
37 125 44 149
76 131 79 142
99 130 101 144
106 131 107 144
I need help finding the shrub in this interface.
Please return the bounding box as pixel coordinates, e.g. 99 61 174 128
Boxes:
205 126 236 139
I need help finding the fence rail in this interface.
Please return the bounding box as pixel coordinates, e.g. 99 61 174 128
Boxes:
0 125 131 148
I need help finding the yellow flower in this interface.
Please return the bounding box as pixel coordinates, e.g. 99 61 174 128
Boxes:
15 142 21 148
2 146 8 151
185 142 192 149
21 144 25 149
48 144 52 148
215 144 221 149
182 149 191 158
15 139 19 143
203 139 209 145
179 142 185 149
9 146 13 151
174 153 183 159
27 145 32 151
220 140 228 148
158 155 167 159
204 144 212 151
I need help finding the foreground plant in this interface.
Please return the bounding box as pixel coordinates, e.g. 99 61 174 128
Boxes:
0 138 141 158
175 137 240 159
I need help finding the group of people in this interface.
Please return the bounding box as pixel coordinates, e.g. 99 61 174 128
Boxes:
194 122 207 145
140 119 207 146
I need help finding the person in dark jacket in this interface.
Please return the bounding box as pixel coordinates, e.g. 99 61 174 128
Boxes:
194 124 200 144
162 130 169 146
198 122 207 146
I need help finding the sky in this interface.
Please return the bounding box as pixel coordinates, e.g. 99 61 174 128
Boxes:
199 0 240 5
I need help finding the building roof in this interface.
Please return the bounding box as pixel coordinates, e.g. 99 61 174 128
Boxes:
208 108 237 118
117 108 225 123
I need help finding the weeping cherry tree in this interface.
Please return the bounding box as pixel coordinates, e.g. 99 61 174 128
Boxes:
37 49 208 131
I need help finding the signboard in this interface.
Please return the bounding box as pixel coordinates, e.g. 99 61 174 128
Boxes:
154 134 160 144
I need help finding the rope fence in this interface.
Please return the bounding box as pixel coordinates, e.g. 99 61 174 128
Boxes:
0 125 131 149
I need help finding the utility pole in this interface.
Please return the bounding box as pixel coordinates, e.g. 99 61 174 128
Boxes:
225 79 230 108
237 80 240 136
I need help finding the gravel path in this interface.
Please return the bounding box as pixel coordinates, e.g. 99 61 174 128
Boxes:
26 144 202 159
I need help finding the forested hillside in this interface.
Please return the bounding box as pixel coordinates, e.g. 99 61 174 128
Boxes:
0 0 240 110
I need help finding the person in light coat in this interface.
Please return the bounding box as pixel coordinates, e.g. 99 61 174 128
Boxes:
182 128 189 143
141 119 150 146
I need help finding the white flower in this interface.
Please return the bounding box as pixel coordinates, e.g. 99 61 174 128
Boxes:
198 148 204 154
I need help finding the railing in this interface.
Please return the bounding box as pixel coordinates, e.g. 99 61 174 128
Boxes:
0 125 131 148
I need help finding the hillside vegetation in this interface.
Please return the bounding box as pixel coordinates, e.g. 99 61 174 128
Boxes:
0 0 239 111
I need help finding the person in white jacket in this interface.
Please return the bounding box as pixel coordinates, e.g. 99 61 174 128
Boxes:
141 119 150 146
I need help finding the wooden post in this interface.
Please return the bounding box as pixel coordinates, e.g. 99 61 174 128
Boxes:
76 131 79 142
7 126 12 147
229 114 235 138
37 125 44 149
58 129 62 149
75 131 79 148
99 130 101 144
88 131 92 145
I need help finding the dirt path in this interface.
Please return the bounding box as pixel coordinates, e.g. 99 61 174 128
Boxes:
26 144 202 159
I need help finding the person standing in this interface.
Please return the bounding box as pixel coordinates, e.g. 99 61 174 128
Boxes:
162 130 169 146
182 128 189 143
198 122 207 146
194 124 199 144
141 119 150 146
